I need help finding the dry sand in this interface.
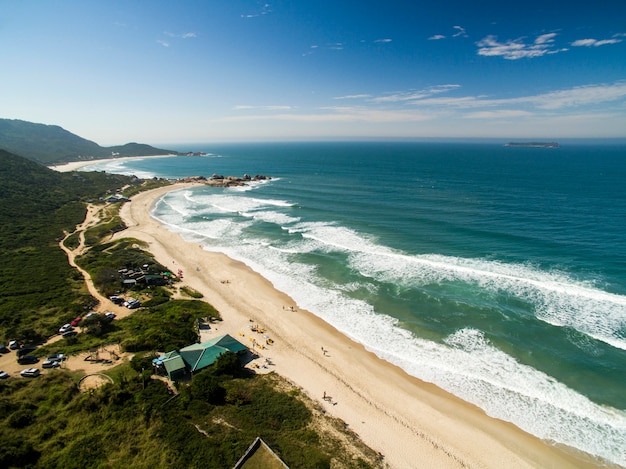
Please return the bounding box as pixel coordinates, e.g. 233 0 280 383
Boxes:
112 184 595 469
48 154 175 173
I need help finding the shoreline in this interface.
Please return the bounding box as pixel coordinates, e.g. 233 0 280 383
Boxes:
116 184 599 469
48 154 176 172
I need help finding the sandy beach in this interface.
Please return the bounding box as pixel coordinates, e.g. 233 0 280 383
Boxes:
48 154 176 173
115 184 597 469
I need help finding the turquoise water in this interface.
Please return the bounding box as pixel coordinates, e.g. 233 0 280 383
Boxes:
85 142 626 465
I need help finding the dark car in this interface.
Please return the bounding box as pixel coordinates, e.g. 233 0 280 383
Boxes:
17 355 39 365
62 331 77 338
110 295 124 305
16 347 37 358
0 345 9 354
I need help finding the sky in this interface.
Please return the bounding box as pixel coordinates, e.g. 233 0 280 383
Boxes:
2 0 626 145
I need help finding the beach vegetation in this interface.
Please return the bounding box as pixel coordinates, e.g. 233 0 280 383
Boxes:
180 285 204 298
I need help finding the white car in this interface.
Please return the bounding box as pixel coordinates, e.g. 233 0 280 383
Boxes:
20 368 40 378
58 324 73 334
0 371 9 379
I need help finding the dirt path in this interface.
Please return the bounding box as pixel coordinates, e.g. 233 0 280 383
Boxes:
0 204 132 380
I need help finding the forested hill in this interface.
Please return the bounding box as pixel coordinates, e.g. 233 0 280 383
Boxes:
0 148 134 256
0 149 135 341
0 118 176 165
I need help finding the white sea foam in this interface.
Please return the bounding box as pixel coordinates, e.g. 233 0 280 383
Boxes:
152 189 626 466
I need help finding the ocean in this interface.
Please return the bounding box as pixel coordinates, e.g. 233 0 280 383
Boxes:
83 141 626 466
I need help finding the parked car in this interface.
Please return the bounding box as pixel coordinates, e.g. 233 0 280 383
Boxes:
47 353 65 362
110 295 124 305
84 312 97 320
42 359 61 369
20 368 40 378
58 324 73 334
104 312 116 322
70 317 82 327
17 346 37 358
8 340 20 350
0 345 9 354
62 331 77 339
126 299 141 309
17 355 39 365
0 371 9 379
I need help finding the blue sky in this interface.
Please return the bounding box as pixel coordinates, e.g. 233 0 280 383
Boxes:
2 0 625 145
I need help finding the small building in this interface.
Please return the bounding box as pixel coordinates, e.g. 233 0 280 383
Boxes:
233 437 289 469
156 334 248 380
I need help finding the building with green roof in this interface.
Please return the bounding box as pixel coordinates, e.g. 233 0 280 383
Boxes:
156 334 248 380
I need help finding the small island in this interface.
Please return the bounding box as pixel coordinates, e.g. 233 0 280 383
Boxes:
504 141 560 148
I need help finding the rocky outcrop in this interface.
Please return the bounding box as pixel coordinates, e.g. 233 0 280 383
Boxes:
176 174 271 187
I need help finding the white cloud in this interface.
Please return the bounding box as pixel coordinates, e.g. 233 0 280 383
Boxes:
233 105 293 111
334 94 372 100
157 40 170 48
452 26 467 38
428 34 446 40
372 85 461 103
572 37 622 47
374 38 392 43
241 3 272 18
476 33 565 59
464 110 532 119
527 82 626 109
357 81 626 116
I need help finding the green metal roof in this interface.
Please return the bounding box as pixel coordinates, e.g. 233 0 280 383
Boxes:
178 334 247 373
161 352 187 380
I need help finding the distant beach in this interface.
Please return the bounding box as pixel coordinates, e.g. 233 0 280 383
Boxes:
49 154 176 173
113 183 592 469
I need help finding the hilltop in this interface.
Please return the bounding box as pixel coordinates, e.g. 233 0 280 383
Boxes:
0 118 176 165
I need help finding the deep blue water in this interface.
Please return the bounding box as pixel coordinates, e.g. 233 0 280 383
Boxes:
84 142 626 465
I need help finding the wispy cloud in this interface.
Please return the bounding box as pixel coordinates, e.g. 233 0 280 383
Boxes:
571 34 624 47
234 105 294 111
371 85 461 103
413 82 626 111
334 94 373 100
374 38 392 44
476 32 565 59
242 3 272 18
429 26 467 41
157 40 170 48
336 81 626 115
464 110 532 119
452 26 467 38
165 31 197 39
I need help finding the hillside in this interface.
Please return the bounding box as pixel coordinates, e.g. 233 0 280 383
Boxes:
0 118 176 164
0 149 139 342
